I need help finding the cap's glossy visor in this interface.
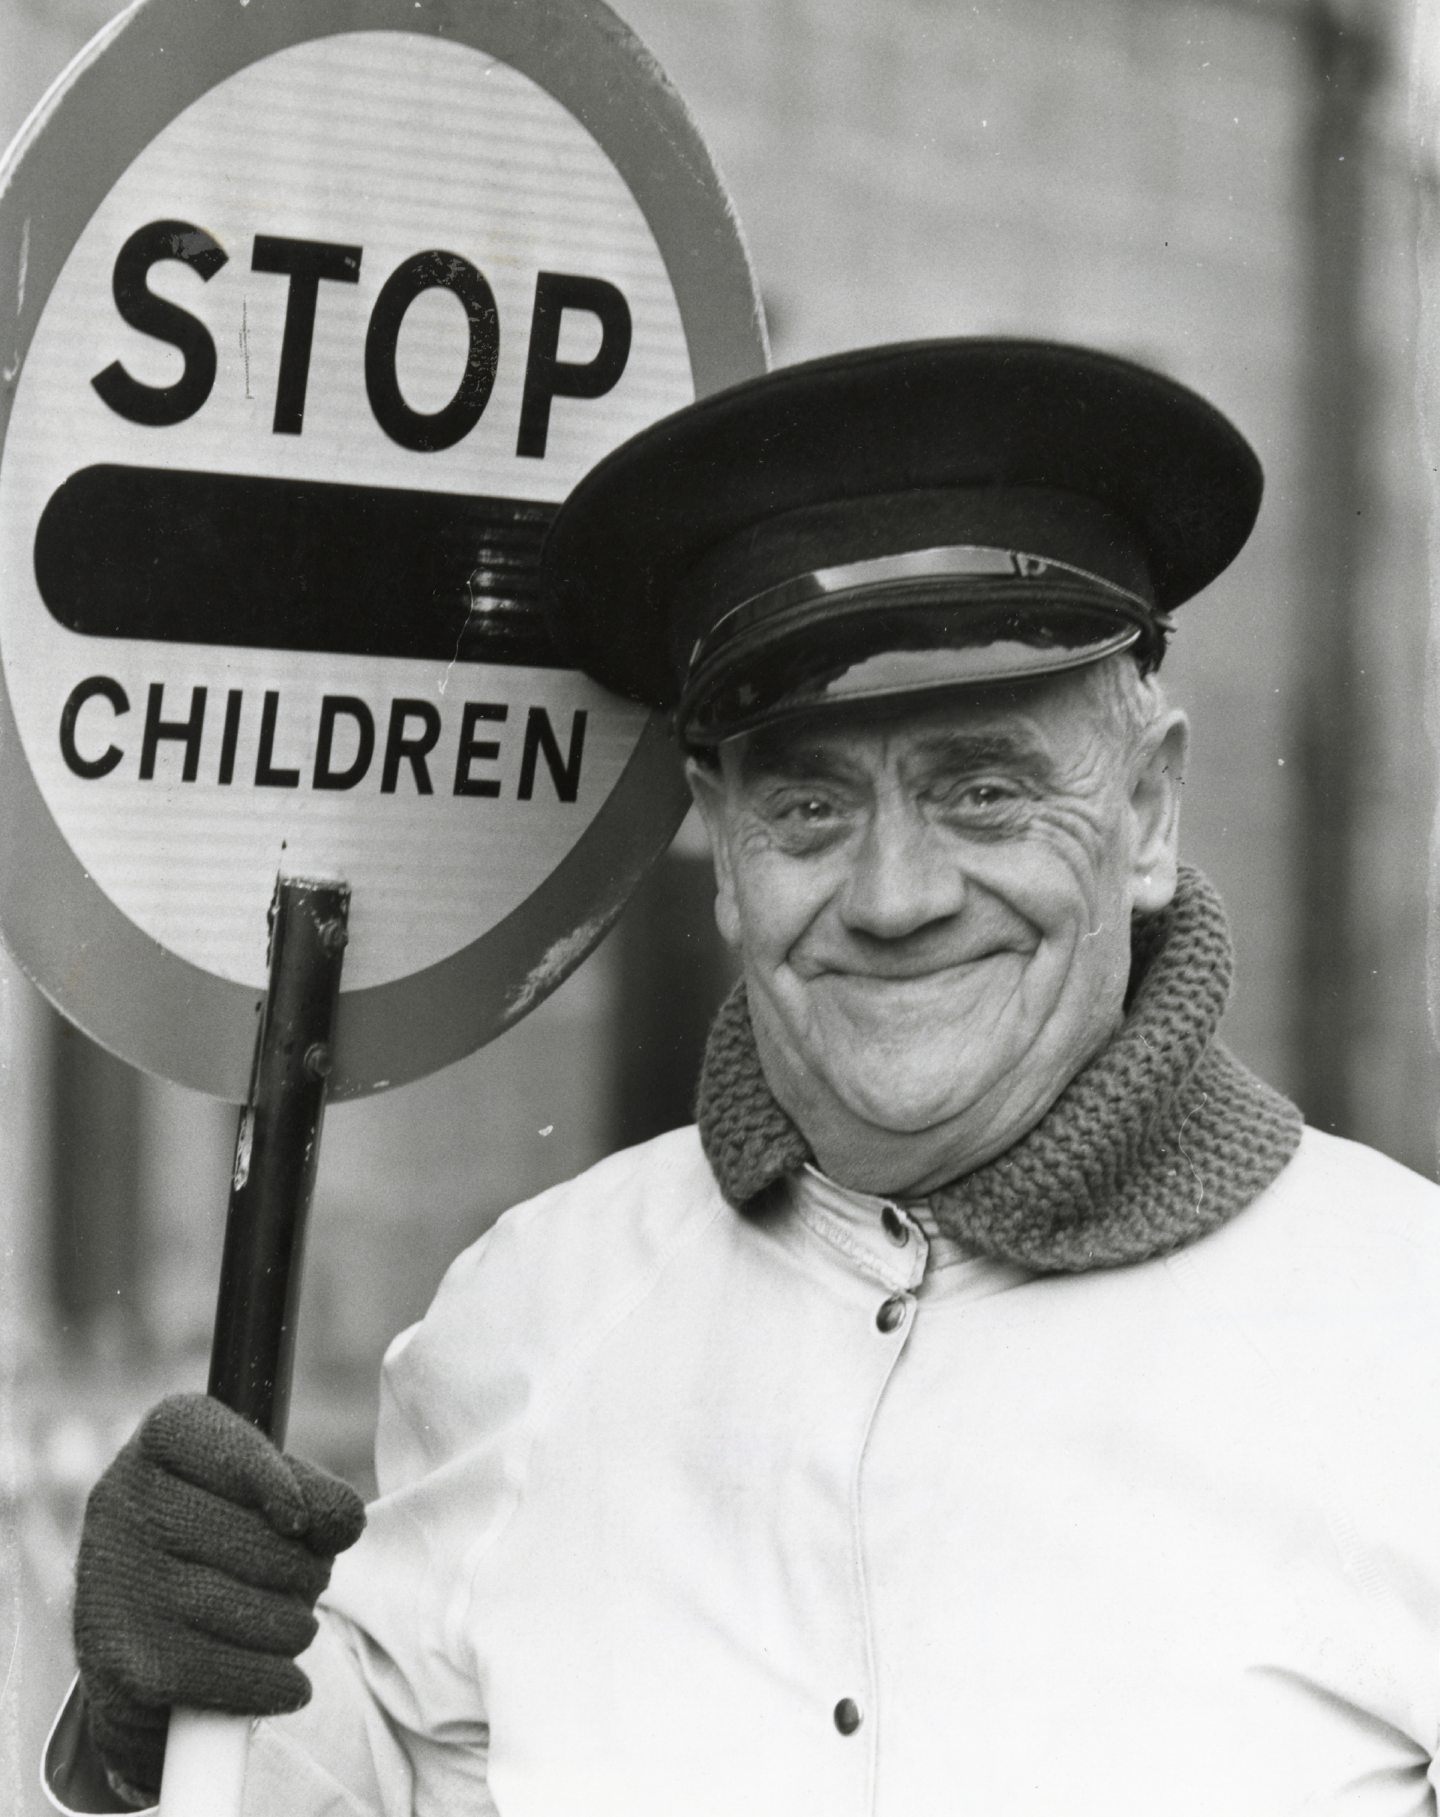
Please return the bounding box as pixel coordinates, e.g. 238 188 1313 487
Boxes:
675 544 1165 744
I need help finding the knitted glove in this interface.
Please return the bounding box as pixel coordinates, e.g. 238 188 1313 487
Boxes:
73 1392 367 1805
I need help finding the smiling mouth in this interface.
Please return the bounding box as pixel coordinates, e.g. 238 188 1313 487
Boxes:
820 949 1021 986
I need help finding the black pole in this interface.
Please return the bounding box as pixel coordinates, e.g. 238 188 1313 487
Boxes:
208 875 349 1446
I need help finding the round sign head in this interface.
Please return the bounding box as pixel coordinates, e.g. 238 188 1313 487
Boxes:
0 0 766 1098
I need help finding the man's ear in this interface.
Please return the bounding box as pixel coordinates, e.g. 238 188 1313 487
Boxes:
1128 709 1189 915
685 756 743 949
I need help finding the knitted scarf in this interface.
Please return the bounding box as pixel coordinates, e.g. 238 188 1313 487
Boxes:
697 866 1302 1273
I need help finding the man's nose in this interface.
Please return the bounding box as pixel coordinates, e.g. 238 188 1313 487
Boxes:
838 801 967 940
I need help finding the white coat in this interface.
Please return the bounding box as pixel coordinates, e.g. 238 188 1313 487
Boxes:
47 1123 1440 1815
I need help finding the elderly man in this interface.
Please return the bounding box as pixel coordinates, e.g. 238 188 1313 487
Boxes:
51 342 1440 1814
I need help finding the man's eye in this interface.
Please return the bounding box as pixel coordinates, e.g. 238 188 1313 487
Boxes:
773 796 840 830
765 792 845 839
941 779 1025 819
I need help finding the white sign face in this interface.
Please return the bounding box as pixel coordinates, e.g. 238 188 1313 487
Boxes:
0 0 766 1097
3 32 687 990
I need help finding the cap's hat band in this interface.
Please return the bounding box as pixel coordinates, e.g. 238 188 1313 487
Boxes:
684 543 1160 679
675 543 1171 744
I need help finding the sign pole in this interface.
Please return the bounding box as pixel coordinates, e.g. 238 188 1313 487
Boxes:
157 875 350 1817
208 875 350 1437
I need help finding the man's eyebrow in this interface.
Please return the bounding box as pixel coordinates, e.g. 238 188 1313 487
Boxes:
911 728 1055 776
734 724 1058 787
735 735 863 786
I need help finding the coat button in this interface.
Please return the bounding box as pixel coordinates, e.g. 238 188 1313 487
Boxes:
833 1697 863 1735
880 1206 908 1246
875 1294 907 1333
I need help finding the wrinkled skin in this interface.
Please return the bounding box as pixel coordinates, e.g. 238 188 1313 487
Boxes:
689 670 1189 1197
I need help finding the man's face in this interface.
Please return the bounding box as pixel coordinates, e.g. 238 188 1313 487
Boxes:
689 668 1188 1191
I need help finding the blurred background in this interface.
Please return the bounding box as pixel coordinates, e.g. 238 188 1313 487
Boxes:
2 0 1438 1802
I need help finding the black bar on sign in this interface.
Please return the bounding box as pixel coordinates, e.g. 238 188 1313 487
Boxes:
34 465 565 667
